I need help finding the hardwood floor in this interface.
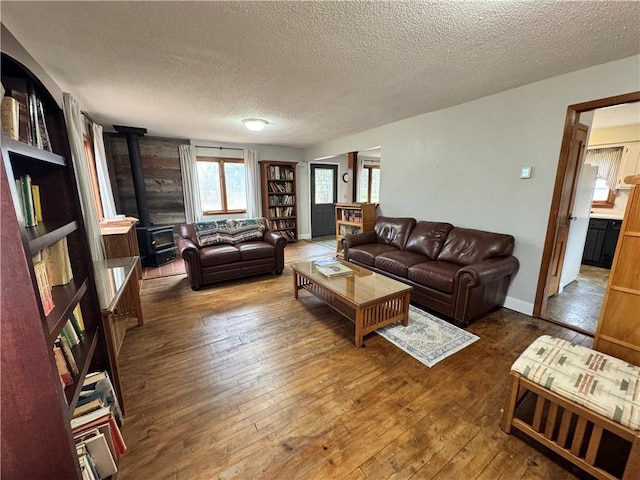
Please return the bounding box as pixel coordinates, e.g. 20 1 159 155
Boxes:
117 241 592 480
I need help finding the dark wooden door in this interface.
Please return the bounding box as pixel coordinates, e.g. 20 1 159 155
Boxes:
310 164 337 237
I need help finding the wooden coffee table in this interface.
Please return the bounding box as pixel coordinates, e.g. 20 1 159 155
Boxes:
291 260 412 347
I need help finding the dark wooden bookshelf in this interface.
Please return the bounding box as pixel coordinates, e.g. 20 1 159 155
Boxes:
26 219 78 253
1 52 115 479
46 277 88 341
259 160 299 242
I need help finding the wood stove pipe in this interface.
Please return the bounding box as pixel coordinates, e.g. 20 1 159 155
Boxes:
114 125 150 227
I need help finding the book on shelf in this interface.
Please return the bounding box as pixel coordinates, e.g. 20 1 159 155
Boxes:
75 424 117 469
3 77 32 144
73 303 85 332
83 432 118 479
56 335 79 376
1 95 19 140
33 259 54 315
26 81 42 150
73 398 104 419
52 345 74 387
31 184 43 222
81 371 123 427
62 318 81 346
69 309 85 340
44 237 73 286
76 443 100 480
18 174 37 227
72 410 126 459
35 98 52 152
316 262 353 278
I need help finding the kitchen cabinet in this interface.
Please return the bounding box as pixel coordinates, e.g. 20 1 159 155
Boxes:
581 217 622 268
616 143 640 189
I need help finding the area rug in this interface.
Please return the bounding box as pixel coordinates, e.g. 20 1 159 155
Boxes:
377 305 480 368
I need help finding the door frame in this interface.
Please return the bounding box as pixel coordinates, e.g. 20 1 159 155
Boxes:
533 91 640 318
309 162 339 237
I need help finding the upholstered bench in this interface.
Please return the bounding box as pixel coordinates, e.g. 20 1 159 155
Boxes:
501 335 640 480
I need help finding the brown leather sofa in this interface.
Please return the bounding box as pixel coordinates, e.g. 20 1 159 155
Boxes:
343 216 519 326
178 219 287 290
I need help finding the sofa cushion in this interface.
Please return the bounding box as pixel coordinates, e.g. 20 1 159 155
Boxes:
193 218 268 247
408 261 461 293
348 244 398 266
237 241 275 261
200 244 241 267
437 227 515 266
405 221 454 259
375 250 429 278
373 216 417 250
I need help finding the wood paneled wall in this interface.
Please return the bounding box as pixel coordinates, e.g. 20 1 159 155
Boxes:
106 134 188 235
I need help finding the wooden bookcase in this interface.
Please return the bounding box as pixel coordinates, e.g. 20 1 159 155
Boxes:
335 203 377 257
1 53 114 478
593 174 640 366
259 160 298 242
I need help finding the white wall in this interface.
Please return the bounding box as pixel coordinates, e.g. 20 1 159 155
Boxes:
302 55 640 316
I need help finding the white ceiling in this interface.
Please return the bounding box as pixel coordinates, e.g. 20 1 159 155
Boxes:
592 102 640 130
2 1 639 148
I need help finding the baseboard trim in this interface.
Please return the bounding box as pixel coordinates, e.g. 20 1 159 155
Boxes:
298 233 311 240
504 296 534 316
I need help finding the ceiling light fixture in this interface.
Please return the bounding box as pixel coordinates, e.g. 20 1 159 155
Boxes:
242 118 269 131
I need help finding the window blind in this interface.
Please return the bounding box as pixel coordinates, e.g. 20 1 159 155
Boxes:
584 146 624 191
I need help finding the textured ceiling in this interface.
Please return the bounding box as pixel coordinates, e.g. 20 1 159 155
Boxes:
2 1 639 147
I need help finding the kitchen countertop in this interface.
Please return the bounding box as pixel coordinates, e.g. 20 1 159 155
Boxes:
590 212 624 220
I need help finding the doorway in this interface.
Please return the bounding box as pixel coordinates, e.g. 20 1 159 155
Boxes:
310 163 338 238
535 92 640 334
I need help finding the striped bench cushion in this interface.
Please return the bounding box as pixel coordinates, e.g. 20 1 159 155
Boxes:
193 218 268 247
511 335 640 430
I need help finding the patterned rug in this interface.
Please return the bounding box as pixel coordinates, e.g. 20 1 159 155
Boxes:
377 305 480 368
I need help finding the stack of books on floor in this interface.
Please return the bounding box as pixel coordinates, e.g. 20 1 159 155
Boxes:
72 371 126 479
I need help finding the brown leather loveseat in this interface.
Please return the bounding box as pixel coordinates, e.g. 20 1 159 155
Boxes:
178 218 287 290
343 216 519 326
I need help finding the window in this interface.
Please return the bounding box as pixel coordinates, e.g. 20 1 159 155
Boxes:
584 147 624 208
196 156 246 214
358 165 380 203
314 167 335 204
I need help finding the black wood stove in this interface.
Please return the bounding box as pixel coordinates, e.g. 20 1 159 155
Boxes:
114 125 176 267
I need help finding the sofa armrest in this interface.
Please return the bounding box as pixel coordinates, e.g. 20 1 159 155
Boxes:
343 230 377 249
264 230 288 250
457 256 519 287
264 230 287 273
178 237 203 290
178 237 199 257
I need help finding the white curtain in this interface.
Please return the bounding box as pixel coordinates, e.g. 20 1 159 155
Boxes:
244 149 261 218
179 144 203 223
91 123 117 220
585 147 624 191
62 93 105 263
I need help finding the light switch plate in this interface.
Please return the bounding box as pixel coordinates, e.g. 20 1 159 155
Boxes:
520 166 532 179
